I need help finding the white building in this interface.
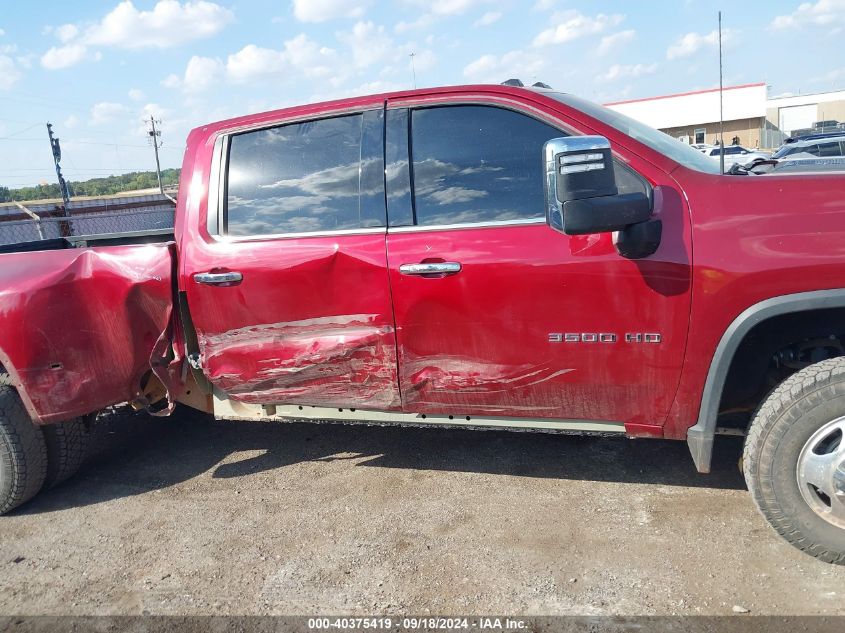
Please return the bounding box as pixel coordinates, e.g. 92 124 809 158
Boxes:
605 83 845 149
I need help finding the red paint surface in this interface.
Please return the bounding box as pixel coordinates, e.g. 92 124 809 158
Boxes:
5 84 845 438
0 245 174 423
181 231 401 410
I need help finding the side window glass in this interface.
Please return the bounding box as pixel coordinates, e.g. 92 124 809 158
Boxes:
225 113 384 236
409 105 559 226
817 142 840 157
613 161 649 197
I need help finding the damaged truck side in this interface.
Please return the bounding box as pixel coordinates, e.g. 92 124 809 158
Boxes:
2 84 845 564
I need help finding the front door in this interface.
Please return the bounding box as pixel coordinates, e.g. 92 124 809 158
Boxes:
183 107 402 410
384 100 692 428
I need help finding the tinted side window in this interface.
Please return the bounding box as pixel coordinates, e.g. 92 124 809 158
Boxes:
225 113 383 236
817 142 842 157
410 105 558 226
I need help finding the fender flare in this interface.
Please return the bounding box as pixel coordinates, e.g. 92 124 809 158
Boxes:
687 289 845 473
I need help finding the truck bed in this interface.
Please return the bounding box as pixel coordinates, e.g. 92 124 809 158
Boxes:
0 243 175 424
0 228 174 254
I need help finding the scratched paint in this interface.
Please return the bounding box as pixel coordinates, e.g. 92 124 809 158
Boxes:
198 314 401 410
398 353 580 414
0 244 175 423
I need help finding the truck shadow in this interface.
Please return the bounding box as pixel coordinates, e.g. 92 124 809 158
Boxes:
16 405 746 515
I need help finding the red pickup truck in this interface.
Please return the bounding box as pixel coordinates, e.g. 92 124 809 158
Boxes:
2 84 844 564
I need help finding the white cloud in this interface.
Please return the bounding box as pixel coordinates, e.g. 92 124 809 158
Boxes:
85 0 234 49
91 102 128 125
0 55 21 90
337 21 393 68
463 49 545 83
55 24 80 43
224 35 339 83
64 115 80 129
597 29 635 55
598 63 657 82
40 44 91 70
474 11 502 27
142 103 168 119
395 14 435 33
533 10 624 46
666 29 735 59
184 55 225 92
292 0 371 22
403 0 489 16
281 34 338 77
128 88 145 101
0 28 5 37
771 0 845 30
41 1 234 70
225 45 285 82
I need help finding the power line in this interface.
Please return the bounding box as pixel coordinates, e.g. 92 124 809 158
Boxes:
0 123 43 140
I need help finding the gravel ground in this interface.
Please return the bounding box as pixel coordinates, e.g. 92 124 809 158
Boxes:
0 407 843 616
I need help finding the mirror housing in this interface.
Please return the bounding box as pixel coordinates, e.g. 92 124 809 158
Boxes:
544 136 652 236
544 136 661 259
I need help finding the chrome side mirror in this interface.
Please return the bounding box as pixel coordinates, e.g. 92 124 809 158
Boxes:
544 136 652 236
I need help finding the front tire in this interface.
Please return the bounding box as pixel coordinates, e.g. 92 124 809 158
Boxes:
744 357 845 564
0 385 48 514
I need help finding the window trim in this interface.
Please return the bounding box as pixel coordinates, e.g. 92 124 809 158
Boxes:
386 99 651 232
208 106 386 243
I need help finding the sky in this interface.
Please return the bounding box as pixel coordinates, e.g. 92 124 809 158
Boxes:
1 0 844 189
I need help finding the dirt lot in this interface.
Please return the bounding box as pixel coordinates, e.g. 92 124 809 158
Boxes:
0 407 843 616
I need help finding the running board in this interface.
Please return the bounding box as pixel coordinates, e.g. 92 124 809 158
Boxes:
212 390 625 434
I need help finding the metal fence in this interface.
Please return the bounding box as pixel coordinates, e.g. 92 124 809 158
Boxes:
0 192 176 247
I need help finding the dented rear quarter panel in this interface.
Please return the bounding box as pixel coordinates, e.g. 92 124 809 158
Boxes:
0 244 174 424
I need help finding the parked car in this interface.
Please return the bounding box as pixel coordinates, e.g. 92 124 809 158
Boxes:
772 134 845 160
2 83 845 564
703 145 771 170
690 143 715 152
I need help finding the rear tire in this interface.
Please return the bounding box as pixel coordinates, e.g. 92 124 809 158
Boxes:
43 419 89 488
744 357 845 565
0 385 48 514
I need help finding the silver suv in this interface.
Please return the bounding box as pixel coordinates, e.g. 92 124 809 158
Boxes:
773 135 845 160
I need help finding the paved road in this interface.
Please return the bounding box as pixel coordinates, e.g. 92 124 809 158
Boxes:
0 408 843 615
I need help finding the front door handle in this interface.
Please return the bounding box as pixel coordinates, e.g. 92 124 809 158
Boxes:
194 271 243 285
399 262 462 276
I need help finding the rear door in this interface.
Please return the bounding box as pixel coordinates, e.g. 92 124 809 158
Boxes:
183 107 402 410
384 98 692 428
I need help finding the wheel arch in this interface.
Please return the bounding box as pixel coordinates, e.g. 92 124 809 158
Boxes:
688 289 845 473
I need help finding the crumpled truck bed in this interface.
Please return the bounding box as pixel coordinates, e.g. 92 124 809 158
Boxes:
0 244 175 424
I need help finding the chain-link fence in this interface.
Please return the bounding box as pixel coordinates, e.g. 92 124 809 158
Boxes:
0 193 176 247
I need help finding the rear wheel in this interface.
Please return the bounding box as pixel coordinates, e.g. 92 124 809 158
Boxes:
0 385 48 514
43 419 89 488
744 357 845 564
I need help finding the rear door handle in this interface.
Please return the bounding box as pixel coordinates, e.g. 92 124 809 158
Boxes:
194 271 243 285
399 262 462 276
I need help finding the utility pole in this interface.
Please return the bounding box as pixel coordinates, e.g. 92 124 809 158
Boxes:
718 11 725 174
46 123 70 211
147 115 164 195
409 52 417 89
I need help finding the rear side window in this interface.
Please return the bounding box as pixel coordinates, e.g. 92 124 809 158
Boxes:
410 105 558 226
817 141 843 157
225 112 384 236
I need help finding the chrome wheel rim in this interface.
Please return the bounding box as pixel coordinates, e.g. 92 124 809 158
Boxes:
796 415 845 530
